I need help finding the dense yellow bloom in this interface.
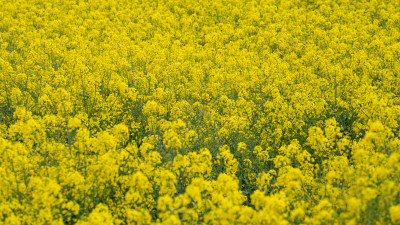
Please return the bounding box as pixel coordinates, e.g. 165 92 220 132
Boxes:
77 204 114 225
217 145 238 176
112 123 129 145
143 100 167 118
390 205 400 224
163 129 182 150
0 0 400 224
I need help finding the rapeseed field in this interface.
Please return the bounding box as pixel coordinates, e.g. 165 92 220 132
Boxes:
1 0 400 224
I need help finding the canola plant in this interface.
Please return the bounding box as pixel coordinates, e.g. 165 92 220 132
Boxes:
0 0 400 224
